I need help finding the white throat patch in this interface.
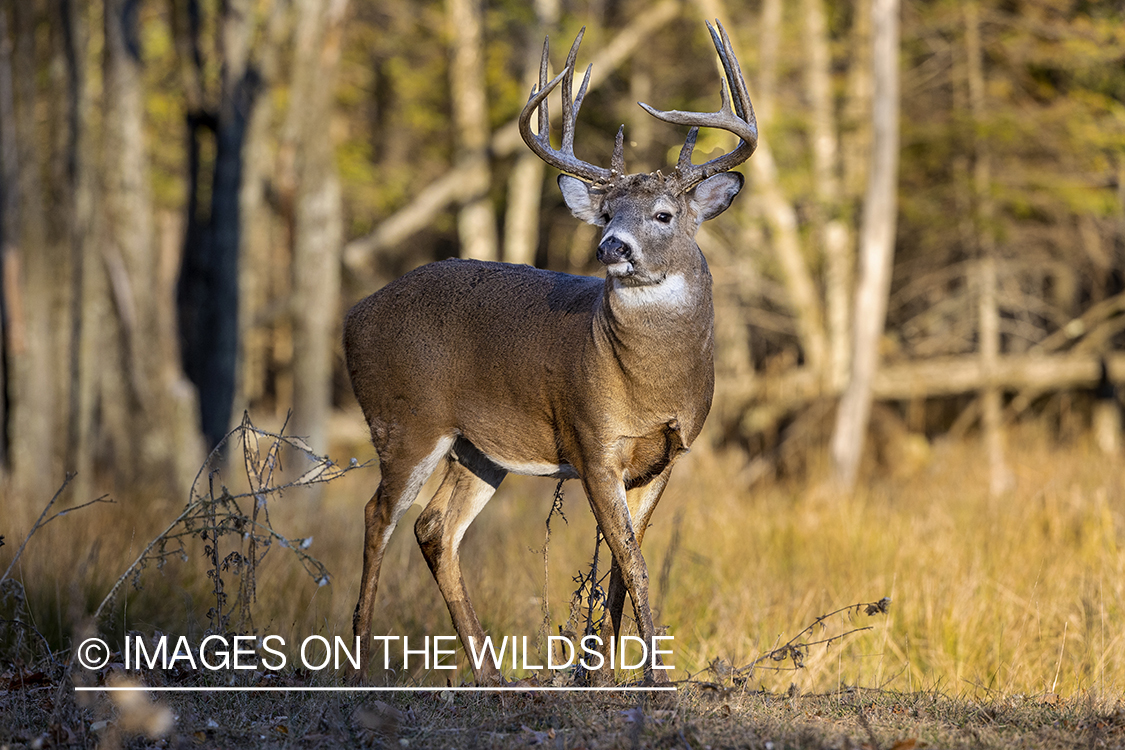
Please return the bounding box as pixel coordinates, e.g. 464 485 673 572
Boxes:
611 273 691 309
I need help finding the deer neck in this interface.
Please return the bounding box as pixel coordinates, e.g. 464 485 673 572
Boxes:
591 250 714 375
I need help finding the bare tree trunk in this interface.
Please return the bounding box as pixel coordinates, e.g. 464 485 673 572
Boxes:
754 149 828 372
447 0 497 261
104 0 195 493
804 0 852 389
831 0 900 491
177 0 260 451
56 0 98 503
0 3 16 478
288 0 349 463
502 0 558 267
5 0 63 498
965 1 1012 496
752 0 827 373
627 23 654 174
692 0 827 373
237 1 288 413
842 0 872 204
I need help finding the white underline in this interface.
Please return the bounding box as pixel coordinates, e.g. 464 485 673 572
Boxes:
75 685 676 693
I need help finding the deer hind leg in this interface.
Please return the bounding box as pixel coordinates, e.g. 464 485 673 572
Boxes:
354 432 455 673
414 437 506 685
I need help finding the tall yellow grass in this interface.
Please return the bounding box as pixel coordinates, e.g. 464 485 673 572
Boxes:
3 421 1123 697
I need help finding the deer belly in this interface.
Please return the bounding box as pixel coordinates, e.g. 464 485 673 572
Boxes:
484 454 579 479
459 417 579 480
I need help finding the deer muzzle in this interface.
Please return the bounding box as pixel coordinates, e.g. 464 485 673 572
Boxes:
597 235 633 269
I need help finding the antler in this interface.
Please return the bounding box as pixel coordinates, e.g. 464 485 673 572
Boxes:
519 21 756 189
519 28 626 185
639 20 758 189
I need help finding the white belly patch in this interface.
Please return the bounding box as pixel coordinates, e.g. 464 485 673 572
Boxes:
485 454 579 479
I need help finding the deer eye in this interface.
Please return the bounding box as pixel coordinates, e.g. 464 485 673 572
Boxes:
600 212 611 224
654 211 673 224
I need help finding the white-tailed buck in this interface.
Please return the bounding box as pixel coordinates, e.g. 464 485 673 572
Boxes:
345 20 757 684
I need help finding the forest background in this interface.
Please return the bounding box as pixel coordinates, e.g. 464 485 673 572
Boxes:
3 0 1125 709
2 0 1124 502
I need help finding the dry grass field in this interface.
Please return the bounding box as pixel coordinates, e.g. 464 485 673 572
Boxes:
2 417 1124 747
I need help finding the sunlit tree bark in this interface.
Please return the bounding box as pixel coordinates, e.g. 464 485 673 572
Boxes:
804 0 852 390
965 1 1012 496
831 0 900 491
288 0 349 463
752 0 827 373
502 0 559 267
237 1 288 414
0 3 16 479
447 0 497 262
5 0 64 498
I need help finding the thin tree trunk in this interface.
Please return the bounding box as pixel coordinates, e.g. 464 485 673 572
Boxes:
965 0 1011 496
447 0 497 261
6 0 61 497
0 3 16 477
754 149 828 372
842 0 872 204
237 0 287 412
57 0 98 503
804 0 852 389
628 23 654 174
502 0 558 267
831 0 900 491
753 0 827 372
105 0 189 492
692 0 827 373
289 0 349 463
177 0 259 450
758 0 781 124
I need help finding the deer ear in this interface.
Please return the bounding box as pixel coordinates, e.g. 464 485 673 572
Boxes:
558 175 606 226
691 172 744 222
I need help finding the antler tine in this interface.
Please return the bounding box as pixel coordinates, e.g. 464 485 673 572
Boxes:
638 19 758 189
709 21 751 123
561 63 592 154
536 36 550 142
518 28 614 184
676 127 700 174
559 29 582 152
612 125 626 176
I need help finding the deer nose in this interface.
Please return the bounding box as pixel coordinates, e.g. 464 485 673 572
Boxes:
597 236 632 265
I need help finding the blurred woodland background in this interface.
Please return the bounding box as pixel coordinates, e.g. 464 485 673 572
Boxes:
1 0 1124 508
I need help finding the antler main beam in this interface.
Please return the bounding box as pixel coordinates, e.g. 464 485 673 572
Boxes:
519 20 756 189
639 20 758 188
518 29 620 185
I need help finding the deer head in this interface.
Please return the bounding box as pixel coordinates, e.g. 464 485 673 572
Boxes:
519 21 757 286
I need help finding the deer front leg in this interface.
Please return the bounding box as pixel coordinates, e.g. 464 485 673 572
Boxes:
593 462 675 685
580 468 669 686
